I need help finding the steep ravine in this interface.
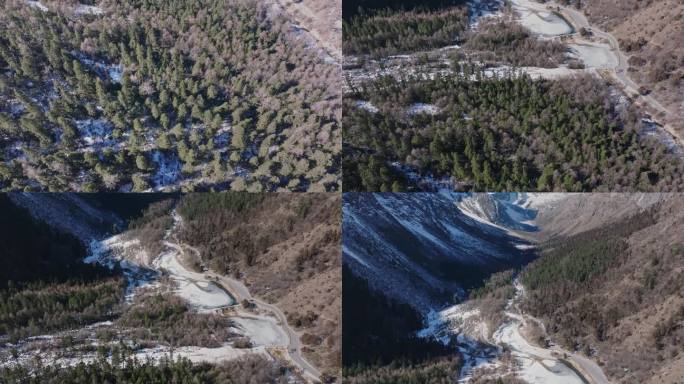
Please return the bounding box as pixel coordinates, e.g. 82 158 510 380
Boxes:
415 193 671 383
344 193 667 383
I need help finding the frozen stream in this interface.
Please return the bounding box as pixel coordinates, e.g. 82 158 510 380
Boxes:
491 280 586 383
153 244 235 310
510 0 573 37
419 278 608 383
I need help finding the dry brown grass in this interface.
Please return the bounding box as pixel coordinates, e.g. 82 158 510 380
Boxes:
179 193 342 378
582 0 684 130
277 0 342 59
532 194 684 383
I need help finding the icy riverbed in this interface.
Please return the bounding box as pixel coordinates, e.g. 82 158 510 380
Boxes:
153 246 235 310
418 276 603 383
510 0 573 37
492 281 584 383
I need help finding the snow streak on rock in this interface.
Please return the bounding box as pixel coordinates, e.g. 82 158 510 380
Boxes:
342 193 539 311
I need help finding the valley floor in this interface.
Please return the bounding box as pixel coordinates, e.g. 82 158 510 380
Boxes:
0 204 322 383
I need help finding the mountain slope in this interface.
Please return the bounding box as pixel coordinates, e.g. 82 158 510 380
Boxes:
343 192 684 383
342 193 538 311
175 193 342 378
521 194 684 383
577 0 684 130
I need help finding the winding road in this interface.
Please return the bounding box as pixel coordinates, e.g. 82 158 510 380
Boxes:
493 279 610 384
163 210 322 383
546 1 683 147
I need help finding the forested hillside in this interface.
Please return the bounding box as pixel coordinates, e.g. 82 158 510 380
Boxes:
343 72 684 191
0 356 288 384
176 193 342 377
342 265 462 384
0 0 340 192
521 198 684 383
343 5 468 57
0 194 124 342
559 0 684 131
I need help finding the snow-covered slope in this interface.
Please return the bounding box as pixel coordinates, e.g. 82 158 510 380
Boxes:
342 193 541 311
8 192 123 243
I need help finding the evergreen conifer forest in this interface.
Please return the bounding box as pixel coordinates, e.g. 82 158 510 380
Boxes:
0 0 341 192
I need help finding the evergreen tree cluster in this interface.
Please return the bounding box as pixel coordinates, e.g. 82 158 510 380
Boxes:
117 294 234 348
520 208 658 348
343 5 469 57
462 18 569 68
343 70 684 191
0 0 340 192
0 355 288 384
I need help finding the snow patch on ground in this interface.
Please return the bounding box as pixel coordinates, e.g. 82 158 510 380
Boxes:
75 5 104 15
74 118 114 145
25 1 48 12
417 302 500 382
133 344 270 365
150 151 182 187
640 118 684 160
456 194 538 234
8 100 27 117
567 42 618 69
483 65 594 80
231 317 288 347
355 100 379 114
407 103 440 116
469 0 504 26
85 235 159 301
519 193 567 210
418 304 485 344
440 44 461 51
389 162 457 191
73 52 123 83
